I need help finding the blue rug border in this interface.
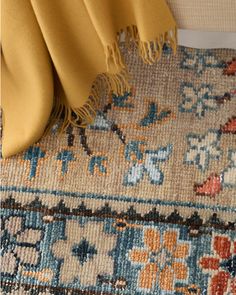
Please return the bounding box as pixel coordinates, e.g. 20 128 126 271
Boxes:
1 185 235 213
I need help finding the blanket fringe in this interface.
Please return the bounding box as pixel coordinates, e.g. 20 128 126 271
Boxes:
106 25 177 69
48 71 130 133
49 25 177 134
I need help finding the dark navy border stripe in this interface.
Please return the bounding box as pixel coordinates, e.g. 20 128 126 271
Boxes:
0 185 235 213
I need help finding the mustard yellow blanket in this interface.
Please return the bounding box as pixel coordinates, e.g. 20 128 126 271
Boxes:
1 0 176 157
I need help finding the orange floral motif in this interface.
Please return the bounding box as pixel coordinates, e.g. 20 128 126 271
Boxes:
199 234 236 295
223 58 236 76
129 228 190 291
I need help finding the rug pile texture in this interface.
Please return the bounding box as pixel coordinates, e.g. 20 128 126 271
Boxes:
1 45 236 294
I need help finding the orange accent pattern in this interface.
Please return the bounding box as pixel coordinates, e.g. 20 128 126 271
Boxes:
223 58 236 75
144 228 160 252
129 249 149 264
199 234 236 295
220 116 236 134
194 174 222 197
213 236 231 259
139 263 158 289
129 228 189 291
199 257 219 270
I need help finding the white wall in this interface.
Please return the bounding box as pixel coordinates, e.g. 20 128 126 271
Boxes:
178 30 236 49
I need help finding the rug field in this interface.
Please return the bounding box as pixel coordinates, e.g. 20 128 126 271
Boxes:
1 45 236 294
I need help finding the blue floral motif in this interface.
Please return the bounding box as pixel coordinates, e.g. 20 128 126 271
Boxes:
181 48 223 75
184 130 222 172
124 141 172 186
89 156 108 175
111 92 134 109
139 102 172 126
57 150 75 175
71 239 97 265
24 146 45 179
179 83 218 118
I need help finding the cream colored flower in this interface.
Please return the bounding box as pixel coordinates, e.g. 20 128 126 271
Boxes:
52 220 116 286
1 216 42 274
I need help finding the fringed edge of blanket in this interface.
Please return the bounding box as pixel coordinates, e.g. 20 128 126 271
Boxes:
49 71 130 132
49 25 177 134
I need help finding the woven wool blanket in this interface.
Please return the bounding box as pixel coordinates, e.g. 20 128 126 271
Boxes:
1 45 236 294
2 0 176 158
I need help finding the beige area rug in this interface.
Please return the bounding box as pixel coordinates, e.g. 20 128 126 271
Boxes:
1 45 236 294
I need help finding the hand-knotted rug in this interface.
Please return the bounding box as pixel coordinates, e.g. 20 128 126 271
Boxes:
1 45 236 294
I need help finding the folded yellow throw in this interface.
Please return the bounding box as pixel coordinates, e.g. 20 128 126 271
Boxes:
1 0 176 157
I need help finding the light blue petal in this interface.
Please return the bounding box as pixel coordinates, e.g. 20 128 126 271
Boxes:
145 144 172 162
123 163 144 186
